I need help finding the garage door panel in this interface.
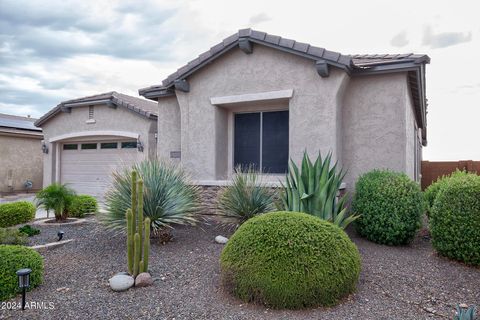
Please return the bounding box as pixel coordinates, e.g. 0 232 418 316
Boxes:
60 141 142 198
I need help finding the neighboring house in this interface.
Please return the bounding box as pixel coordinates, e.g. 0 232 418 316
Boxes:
0 113 43 194
34 92 158 197
139 28 429 191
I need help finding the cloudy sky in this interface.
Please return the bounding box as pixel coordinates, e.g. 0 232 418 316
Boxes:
0 0 478 160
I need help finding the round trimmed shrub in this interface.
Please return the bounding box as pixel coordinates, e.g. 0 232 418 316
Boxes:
424 170 469 217
352 170 423 245
0 245 44 301
220 211 361 309
430 174 480 265
0 201 35 228
67 195 98 218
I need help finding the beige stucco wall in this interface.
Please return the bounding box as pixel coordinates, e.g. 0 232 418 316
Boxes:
0 134 43 193
342 73 408 189
165 45 348 181
157 96 181 164
157 44 421 191
405 84 416 180
41 104 157 186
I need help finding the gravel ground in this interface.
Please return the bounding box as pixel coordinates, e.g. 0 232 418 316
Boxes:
1 217 479 320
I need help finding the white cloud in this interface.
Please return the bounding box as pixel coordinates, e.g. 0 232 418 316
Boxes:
422 26 472 49
390 31 409 47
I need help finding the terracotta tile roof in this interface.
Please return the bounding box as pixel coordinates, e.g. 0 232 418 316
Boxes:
35 91 157 127
139 29 429 97
351 53 430 67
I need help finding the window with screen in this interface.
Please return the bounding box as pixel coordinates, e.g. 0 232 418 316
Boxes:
234 111 288 173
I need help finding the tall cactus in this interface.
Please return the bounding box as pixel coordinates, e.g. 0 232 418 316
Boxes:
126 170 151 278
126 209 134 274
137 179 144 251
141 217 151 273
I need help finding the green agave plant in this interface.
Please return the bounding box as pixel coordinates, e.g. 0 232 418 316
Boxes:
280 151 359 229
101 160 201 233
216 166 277 229
454 304 477 320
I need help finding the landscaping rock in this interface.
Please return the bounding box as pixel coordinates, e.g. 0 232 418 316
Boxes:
135 272 153 287
109 274 134 292
215 235 228 244
115 272 130 276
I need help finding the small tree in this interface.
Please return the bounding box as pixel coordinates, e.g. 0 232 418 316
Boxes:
35 183 76 221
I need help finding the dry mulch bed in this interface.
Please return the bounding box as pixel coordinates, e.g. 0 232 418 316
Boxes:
1 217 479 320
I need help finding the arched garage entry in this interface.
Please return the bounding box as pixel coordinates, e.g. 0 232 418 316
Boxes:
50 131 146 198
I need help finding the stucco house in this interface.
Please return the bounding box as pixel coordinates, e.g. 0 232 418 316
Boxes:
34 92 158 197
0 113 43 194
138 28 429 192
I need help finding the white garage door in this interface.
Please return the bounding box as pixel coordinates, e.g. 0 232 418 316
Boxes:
60 141 142 198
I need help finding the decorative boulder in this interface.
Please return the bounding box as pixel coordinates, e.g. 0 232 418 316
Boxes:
135 272 153 287
215 235 228 244
109 274 134 292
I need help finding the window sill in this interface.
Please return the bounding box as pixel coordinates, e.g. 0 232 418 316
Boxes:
86 119 96 124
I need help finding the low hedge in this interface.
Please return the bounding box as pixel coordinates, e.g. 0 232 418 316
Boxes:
0 201 36 228
430 174 480 265
0 245 44 301
220 211 361 309
424 170 468 217
67 195 98 218
352 170 423 245
0 228 27 245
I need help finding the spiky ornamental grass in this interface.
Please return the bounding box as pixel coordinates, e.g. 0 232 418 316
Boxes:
216 166 277 229
281 152 359 229
101 160 201 233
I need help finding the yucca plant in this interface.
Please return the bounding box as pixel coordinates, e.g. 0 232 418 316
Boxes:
101 160 200 234
35 183 76 221
454 304 477 320
280 151 359 229
216 166 277 229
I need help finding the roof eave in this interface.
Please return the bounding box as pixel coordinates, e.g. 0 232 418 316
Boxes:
139 32 354 99
36 95 158 127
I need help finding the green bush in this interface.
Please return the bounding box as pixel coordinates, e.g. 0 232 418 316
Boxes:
102 160 200 233
424 170 469 217
0 245 44 301
220 211 361 309
216 166 277 229
0 228 27 245
0 201 35 228
430 174 480 265
18 225 40 237
352 170 423 245
67 195 98 218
